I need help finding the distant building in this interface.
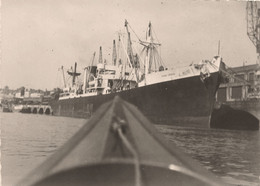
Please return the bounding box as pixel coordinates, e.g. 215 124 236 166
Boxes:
217 64 260 102
31 93 43 98
24 90 30 98
15 92 22 98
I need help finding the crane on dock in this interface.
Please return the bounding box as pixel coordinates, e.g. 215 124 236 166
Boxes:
247 1 260 63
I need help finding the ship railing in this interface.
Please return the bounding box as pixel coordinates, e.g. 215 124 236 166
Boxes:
84 91 98 96
86 87 98 92
60 93 70 97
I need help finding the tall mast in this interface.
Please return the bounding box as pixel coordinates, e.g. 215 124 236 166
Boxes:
124 20 140 82
117 35 122 65
141 21 162 76
72 62 77 85
145 22 152 75
61 66 66 88
112 40 117 66
83 52 96 93
90 52 96 67
98 46 103 64
125 20 135 68
67 62 81 86
146 22 153 42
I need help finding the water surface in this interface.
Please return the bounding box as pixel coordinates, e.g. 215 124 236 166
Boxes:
1 112 260 186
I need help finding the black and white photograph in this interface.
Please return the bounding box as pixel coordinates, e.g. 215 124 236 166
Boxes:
1 0 260 185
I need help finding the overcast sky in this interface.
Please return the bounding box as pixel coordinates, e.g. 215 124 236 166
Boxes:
0 0 257 90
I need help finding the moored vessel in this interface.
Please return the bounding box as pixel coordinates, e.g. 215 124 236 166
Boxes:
213 64 260 130
49 20 226 128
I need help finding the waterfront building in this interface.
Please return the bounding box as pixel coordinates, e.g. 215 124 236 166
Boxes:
216 63 260 121
217 64 260 101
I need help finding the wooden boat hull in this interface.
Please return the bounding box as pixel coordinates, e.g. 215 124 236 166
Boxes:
33 162 218 186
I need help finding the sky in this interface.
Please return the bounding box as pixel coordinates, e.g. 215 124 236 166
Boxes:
0 0 257 90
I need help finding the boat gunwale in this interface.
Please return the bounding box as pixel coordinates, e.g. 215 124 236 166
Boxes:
32 159 222 186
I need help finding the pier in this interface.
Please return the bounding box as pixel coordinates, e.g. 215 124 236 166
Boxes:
19 105 53 115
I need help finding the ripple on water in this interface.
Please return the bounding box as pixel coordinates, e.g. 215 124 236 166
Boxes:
222 175 259 186
1 114 259 186
155 124 260 186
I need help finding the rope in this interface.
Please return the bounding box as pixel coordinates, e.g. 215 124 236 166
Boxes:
115 123 142 186
207 60 219 71
124 21 166 75
207 60 250 85
151 25 161 46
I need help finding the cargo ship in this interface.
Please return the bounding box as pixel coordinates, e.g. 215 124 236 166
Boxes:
49 20 225 128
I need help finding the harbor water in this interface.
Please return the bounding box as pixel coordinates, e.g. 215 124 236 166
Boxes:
1 112 260 186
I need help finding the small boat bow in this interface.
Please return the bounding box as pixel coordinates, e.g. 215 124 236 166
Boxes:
18 96 226 186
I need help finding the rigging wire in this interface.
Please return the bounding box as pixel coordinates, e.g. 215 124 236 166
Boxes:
127 23 142 43
151 25 161 46
54 68 60 88
208 60 250 85
125 21 166 73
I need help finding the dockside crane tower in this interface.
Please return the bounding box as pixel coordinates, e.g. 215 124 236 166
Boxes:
247 1 260 63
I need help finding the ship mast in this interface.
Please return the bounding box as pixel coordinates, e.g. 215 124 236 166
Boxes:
145 22 152 75
112 40 117 66
117 35 122 65
146 22 152 75
140 22 162 76
124 20 140 81
83 52 96 93
125 20 135 67
67 62 81 86
61 66 66 88
98 46 103 64
72 63 77 85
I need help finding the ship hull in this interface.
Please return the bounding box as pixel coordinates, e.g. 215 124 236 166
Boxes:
50 72 221 128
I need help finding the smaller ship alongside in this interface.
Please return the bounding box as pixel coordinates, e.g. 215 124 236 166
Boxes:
17 96 224 186
213 64 260 130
